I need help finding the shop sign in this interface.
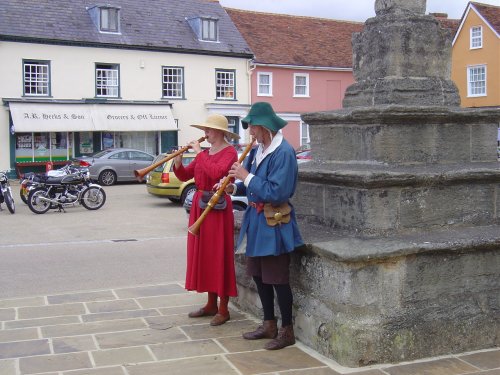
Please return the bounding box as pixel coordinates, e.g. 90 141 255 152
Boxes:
9 102 176 132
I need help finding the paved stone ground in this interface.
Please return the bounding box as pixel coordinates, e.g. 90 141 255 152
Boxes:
0 282 498 375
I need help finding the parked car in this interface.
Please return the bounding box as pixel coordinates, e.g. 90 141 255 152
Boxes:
146 152 197 204
296 150 312 164
295 143 311 154
183 188 248 214
73 148 155 186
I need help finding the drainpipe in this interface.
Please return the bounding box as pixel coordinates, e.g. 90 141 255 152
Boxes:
244 59 256 144
247 58 256 104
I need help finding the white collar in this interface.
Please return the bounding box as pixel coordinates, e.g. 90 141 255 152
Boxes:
255 131 283 166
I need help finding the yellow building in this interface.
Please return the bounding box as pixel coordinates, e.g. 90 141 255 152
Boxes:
452 2 500 108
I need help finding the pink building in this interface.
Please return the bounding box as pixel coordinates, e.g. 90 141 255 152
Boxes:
226 8 364 150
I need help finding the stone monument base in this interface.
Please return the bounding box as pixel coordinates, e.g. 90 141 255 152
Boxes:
232 223 500 367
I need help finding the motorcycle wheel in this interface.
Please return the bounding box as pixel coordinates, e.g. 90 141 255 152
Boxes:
4 189 15 214
81 186 106 210
27 187 52 214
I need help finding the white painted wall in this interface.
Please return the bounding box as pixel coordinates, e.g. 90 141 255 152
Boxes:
0 41 251 170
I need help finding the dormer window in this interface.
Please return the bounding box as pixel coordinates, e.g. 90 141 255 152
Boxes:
100 7 119 32
87 5 121 34
187 16 219 42
202 18 218 41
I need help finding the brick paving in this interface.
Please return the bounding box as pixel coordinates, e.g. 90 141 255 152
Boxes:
0 282 498 375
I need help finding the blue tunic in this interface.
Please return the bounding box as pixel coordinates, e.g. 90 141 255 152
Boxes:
236 139 304 257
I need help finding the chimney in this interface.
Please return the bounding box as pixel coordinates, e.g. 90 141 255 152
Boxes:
429 12 448 18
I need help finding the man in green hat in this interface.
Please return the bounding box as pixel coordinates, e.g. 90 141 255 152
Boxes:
227 102 304 350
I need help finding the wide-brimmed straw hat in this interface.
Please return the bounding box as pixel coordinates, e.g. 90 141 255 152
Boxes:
191 114 240 140
241 102 287 132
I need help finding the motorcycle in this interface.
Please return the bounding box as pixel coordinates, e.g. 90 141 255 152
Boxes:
0 170 16 214
27 167 106 214
20 162 88 205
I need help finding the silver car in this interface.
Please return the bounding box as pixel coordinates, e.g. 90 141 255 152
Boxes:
74 148 155 186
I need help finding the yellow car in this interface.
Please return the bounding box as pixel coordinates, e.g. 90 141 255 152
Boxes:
146 153 196 204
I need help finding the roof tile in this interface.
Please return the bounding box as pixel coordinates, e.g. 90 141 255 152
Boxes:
0 0 252 57
471 2 500 35
225 8 364 68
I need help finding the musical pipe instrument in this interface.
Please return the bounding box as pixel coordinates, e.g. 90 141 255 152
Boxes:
134 137 206 182
188 137 255 236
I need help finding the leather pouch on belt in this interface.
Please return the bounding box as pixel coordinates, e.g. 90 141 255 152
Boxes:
199 191 227 210
263 202 291 226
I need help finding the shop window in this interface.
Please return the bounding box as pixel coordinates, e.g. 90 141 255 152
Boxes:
51 133 70 161
102 132 115 149
15 132 72 163
15 133 34 162
79 132 94 154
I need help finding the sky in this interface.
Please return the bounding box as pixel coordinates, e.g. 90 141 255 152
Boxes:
218 0 499 22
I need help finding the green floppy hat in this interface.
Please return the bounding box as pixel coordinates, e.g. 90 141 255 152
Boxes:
241 102 287 132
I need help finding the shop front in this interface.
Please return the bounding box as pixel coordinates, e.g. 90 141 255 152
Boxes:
7 101 178 176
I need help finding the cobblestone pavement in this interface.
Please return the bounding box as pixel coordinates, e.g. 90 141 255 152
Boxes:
0 282 498 375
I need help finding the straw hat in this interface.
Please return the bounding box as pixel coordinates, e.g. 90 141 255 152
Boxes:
191 114 240 140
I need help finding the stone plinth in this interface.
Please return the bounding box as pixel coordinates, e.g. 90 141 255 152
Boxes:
290 226 500 367
232 0 500 368
305 106 498 165
233 221 500 367
295 106 500 235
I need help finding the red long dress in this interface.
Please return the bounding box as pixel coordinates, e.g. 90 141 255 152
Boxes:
174 146 238 297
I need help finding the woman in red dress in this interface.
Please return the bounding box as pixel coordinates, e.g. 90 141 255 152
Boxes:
173 114 239 326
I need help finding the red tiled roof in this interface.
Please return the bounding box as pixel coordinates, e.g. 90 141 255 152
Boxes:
471 2 500 35
434 16 461 38
225 8 364 69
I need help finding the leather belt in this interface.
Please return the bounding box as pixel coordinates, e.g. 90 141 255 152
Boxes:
249 201 265 213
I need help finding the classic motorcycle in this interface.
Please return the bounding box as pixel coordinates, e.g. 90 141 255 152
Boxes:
27 167 106 214
19 162 87 205
0 170 15 214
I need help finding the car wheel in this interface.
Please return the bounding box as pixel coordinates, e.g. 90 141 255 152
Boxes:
180 184 197 205
98 170 117 186
167 197 181 203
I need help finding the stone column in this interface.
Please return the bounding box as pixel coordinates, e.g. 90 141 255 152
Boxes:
234 0 500 368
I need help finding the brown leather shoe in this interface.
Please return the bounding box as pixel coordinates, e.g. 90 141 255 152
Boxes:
242 319 278 340
265 325 295 350
188 307 217 318
210 313 230 326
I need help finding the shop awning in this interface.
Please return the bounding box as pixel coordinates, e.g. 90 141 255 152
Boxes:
9 102 177 132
